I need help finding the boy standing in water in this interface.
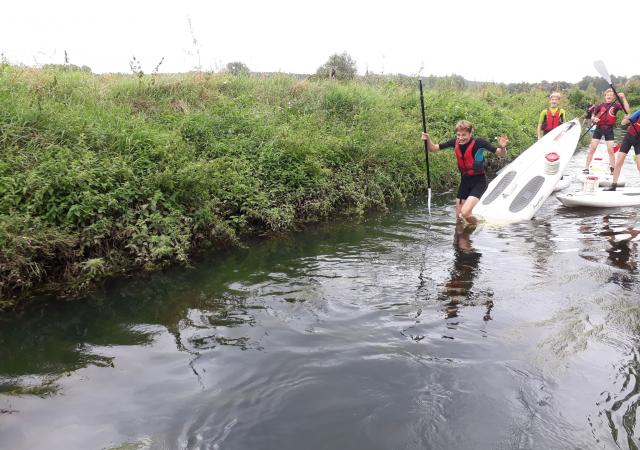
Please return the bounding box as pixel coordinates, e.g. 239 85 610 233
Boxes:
583 88 630 175
604 108 640 191
421 120 508 224
537 92 566 140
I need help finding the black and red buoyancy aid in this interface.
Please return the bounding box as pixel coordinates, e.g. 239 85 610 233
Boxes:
455 139 483 176
595 103 618 127
543 108 562 131
628 116 640 137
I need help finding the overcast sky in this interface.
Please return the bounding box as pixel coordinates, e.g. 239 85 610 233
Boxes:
0 0 633 83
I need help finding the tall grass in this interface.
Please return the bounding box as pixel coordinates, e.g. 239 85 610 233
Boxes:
0 66 573 309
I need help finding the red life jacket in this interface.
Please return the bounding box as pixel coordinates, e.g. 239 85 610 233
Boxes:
455 139 483 176
596 103 618 127
628 116 640 137
543 108 562 131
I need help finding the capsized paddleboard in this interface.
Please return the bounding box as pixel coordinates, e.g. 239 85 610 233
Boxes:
474 119 582 223
556 188 640 208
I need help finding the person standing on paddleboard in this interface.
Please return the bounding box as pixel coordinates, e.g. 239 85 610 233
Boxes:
604 108 640 191
584 103 597 130
583 88 630 175
421 120 508 224
537 92 566 140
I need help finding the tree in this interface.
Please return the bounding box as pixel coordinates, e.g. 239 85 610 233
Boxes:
226 61 250 75
42 63 92 73
624 77 640 106
567 86 587 109
315 52 357 80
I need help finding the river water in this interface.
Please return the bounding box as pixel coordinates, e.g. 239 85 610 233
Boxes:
1 147 640 450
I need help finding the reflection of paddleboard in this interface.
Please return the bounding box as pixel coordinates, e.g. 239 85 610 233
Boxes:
613 232 640 244
556 188 640 208
474 120 581 223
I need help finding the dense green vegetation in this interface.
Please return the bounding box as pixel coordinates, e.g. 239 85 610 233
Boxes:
0 65 586 310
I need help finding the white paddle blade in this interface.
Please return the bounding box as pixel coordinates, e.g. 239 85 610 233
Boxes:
427 188 432 215
593 60 611 84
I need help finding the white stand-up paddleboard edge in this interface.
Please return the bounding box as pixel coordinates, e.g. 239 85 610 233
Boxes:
556 188 640 208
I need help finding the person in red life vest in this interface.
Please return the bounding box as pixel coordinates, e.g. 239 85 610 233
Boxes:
604 108 640 191
537 92 566 140
421 120 508 224
583 88 630 175
584 103 597 130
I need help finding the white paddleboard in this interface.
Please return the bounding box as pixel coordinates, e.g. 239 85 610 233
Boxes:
474 119 582 223
593 142 615 162
576 170 626 187
556 188 640 208
552 175 572 192
576 142 626 186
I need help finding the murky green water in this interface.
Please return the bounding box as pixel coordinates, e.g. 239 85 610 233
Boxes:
2 147 640 450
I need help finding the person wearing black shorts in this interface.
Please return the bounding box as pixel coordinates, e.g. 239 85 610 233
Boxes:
421 120 508 224
605 109 640 191
584 89 630 174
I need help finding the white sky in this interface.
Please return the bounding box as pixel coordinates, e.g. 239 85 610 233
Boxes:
0 0 634 83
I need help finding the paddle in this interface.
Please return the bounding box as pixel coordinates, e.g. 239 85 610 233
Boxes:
418 79 432 214
593 60 640 136
578 122 594 141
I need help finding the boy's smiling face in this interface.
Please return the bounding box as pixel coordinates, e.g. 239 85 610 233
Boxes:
604 90 615 103
456 130 472 144
549 95 559 108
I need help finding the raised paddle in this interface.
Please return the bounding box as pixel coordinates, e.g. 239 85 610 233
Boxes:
418 79 432 214
593 60 640 136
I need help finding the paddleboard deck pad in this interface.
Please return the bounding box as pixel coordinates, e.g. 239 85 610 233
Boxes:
482 171 516 205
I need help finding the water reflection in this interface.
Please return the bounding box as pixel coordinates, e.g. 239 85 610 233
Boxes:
593 305 640 449
601 215 640 273
440 222 492 320
0 270 265 397
527 221 557 277
5 186 640 449
576 213 639 271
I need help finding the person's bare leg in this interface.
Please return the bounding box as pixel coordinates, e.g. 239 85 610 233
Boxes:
611 152 627 185
456 198 463 221
606 140 615 172
584 138 600 171
460 196 480 225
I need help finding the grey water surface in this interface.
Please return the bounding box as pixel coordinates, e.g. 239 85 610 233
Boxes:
1 147 640 450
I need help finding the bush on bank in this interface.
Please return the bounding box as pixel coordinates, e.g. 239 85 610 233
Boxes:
0 66 572 309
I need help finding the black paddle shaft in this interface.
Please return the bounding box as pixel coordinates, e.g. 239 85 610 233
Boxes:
418 79 431 189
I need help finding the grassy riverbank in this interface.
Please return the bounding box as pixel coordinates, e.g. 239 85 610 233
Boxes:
0 66 572 310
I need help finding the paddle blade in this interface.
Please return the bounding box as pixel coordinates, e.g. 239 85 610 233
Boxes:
427 188 432 215
593 60 611 84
